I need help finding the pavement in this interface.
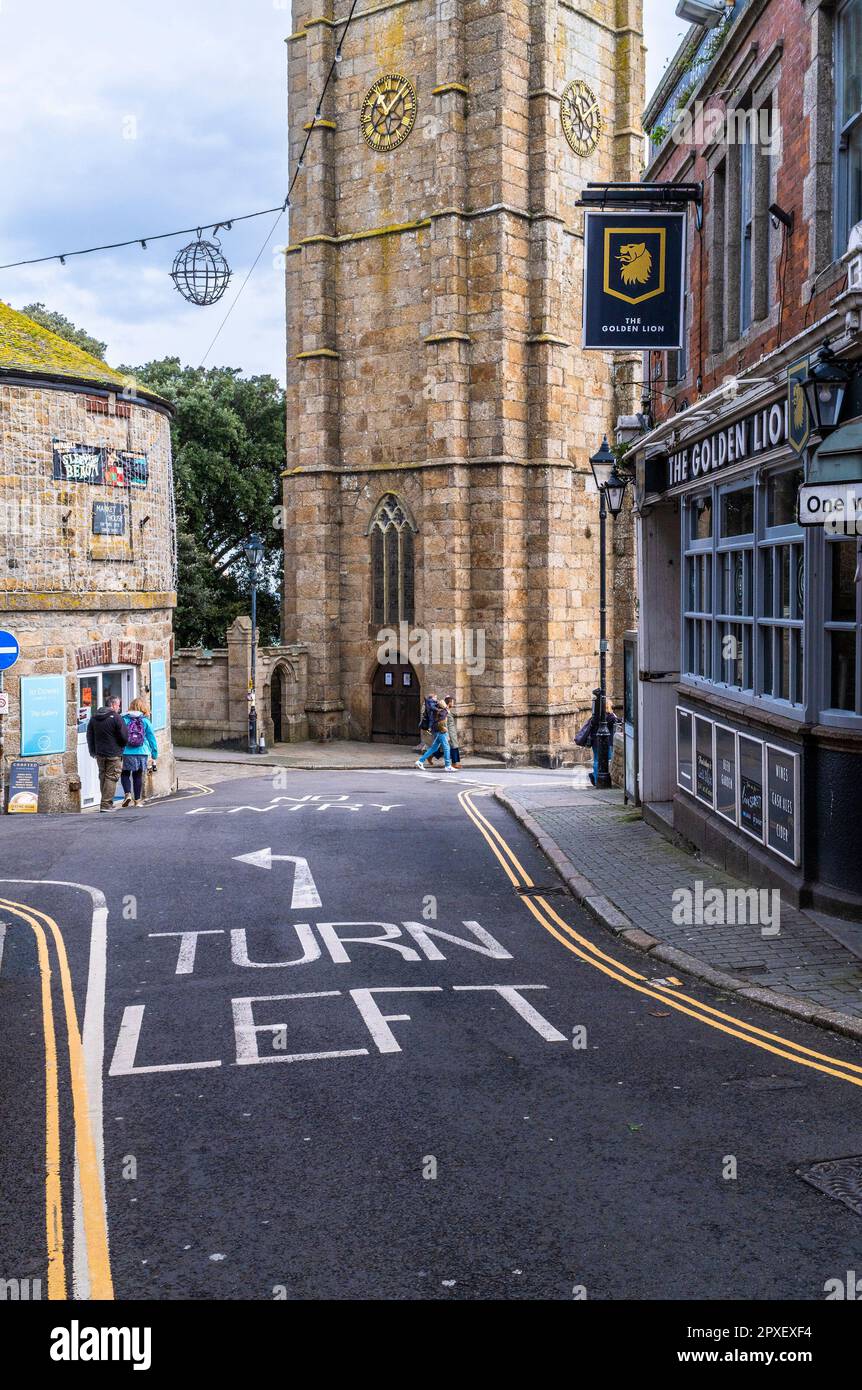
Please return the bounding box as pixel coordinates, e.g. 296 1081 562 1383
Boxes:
496 781 862 1038
175 740 506 771
3 764 862 1302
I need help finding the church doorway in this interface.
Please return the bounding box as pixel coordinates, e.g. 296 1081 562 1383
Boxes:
371 663 419 743
270 666 284 743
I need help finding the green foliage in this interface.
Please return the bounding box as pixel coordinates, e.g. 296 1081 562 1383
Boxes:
119 358 285 648
19 302 108 360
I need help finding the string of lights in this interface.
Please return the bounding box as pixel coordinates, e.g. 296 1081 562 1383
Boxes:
0 0 363 359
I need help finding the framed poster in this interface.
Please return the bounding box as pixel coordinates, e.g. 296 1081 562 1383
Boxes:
713 723 738 825
765 743 800 865
738 734 765 842
694 715 714 808
150 659 168 731
20 675 67 756
676 706 693 794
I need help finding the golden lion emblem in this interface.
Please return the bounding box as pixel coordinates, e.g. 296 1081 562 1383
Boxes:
617 242 652 286
792 382 805 429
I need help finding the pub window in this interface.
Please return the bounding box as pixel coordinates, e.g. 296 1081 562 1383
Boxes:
824 537 862 714
717 483 755 691
683 495 714 681
682 470 805 709
758 468 804 706
835 0 862 256
370 493 416 627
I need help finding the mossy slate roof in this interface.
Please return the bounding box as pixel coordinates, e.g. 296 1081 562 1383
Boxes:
0 300 137 392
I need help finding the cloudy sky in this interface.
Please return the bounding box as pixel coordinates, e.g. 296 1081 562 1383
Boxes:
0 0 685 384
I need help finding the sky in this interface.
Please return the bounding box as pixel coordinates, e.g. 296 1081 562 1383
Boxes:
0 0 685 385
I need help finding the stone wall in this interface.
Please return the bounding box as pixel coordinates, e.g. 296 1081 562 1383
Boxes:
283 0 644 763
172 617 309 748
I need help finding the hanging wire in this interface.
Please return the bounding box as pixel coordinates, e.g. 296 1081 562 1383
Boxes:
0 0 363 282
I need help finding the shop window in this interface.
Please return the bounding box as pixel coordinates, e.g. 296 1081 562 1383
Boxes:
835 0 862 256
825 538 861 713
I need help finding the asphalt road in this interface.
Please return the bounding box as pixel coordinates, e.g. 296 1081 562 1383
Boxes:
2 765 862 1302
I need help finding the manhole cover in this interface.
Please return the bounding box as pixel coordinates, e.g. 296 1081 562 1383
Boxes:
797 1156 862 1216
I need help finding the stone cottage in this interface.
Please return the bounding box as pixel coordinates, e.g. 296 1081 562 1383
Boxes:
0 301 176 811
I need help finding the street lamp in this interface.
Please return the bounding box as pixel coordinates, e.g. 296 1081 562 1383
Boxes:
242 532 264 754
801 343 853 436
588 436 630 788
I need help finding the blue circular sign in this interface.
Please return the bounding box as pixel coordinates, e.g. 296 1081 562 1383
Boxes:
0 630 20 671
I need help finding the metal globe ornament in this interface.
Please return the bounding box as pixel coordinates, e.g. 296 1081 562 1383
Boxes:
170 230 231 306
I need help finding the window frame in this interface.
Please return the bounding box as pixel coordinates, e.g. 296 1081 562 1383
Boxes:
680 465 808 715
834 0 862 257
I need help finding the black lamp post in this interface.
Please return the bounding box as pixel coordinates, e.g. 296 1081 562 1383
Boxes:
801 343 853 437
588 436 629 788
242 532 264 753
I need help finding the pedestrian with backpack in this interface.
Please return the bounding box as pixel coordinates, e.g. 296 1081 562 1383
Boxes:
120 696 159 807
86 694 129 811
415 698 453 770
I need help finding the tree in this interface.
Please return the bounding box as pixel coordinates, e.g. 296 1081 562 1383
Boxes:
120 358 285 648
20 302 108 359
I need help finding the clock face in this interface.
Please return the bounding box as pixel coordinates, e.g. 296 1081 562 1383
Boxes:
360 73 417 151
560 79 602 156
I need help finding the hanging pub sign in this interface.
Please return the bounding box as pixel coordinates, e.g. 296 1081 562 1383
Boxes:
52 441 148 488
582 210 686 351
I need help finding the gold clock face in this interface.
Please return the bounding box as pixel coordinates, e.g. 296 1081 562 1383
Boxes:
560 79 602 156
360 73 417 151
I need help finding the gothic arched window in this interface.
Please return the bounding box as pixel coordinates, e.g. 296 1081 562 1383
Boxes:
369 494 415 626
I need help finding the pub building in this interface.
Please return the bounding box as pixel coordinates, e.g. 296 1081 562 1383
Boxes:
0 301 176 811
629 344 862 915
626 0 862 915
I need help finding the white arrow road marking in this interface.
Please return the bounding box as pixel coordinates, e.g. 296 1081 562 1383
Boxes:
232 849 322 910
0 878 108 1300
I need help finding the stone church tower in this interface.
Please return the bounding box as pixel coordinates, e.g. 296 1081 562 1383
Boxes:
283 0 644 762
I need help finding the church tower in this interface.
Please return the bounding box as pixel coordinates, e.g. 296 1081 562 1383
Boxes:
283 0 644 762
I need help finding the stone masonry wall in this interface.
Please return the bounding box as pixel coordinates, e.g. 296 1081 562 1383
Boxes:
283 0 644 762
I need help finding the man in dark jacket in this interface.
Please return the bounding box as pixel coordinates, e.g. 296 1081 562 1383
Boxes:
85 696 129 811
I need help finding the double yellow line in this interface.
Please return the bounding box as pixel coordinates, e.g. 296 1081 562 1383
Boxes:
459 789 862 1090
0 897 113 1299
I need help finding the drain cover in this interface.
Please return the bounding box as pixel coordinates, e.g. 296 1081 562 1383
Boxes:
797 1156 862 1216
